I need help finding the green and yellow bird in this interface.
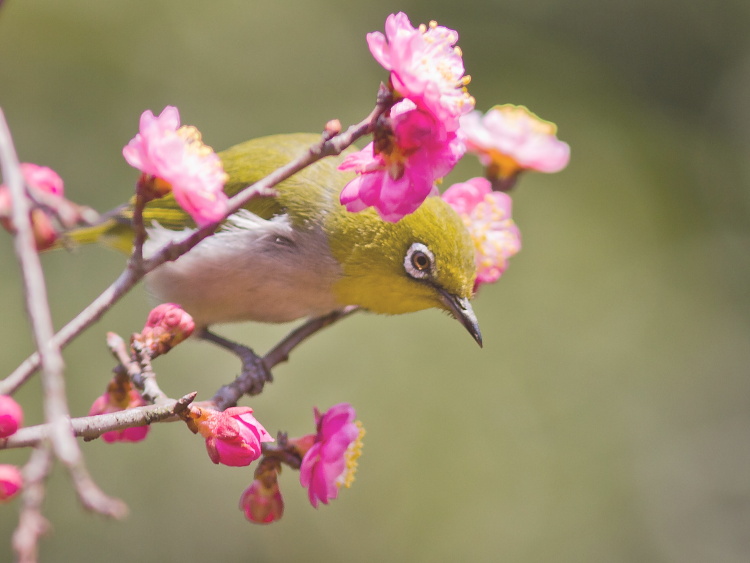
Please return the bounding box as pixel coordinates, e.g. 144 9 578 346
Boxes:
70 133 481 345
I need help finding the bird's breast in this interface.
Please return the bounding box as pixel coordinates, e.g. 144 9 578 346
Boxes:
143 212 343 327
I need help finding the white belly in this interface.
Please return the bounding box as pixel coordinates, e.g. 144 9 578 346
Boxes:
143 212 343 327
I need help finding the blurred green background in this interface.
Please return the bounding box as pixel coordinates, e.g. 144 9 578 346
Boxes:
1 0 749 561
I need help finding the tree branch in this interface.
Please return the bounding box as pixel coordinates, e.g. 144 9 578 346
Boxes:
0 108 126 518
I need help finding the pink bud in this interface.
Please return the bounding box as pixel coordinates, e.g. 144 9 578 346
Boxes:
88 381 150 444
136 303 195 357
191 407 273 467
0 163 66 250
240 477 284 524
0 395 23 438
0 465 23 503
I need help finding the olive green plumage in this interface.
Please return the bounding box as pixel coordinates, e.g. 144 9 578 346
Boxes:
64 133 481 343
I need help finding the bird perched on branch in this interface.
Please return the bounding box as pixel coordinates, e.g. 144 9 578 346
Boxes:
63 133 481 370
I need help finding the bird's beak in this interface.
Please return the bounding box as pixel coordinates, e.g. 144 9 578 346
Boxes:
437 289 483 347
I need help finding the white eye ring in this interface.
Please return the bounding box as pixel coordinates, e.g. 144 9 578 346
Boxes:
404 242 435 279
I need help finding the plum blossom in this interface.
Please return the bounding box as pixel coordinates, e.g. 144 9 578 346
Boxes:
368 12 474 132
133 303 195 357
293 403 364 508
191 406 273 467
339 99 463 222
0 163 66 250
0 465 23 503
240 458 284 524
0 395 23 438
460 105 570 188
88 381 150 443
442 177 521 289
123 106 229 227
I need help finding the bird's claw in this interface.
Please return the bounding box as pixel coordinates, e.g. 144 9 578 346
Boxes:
237 348 272 396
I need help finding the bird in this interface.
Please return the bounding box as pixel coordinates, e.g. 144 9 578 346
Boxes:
64 133 481 383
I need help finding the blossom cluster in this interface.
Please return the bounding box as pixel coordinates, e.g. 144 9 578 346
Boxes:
336 12 569 288
339 13 473 222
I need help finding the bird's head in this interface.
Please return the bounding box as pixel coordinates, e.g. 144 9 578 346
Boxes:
327 196 482 346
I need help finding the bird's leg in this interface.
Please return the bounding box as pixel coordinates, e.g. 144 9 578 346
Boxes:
197 329 272 398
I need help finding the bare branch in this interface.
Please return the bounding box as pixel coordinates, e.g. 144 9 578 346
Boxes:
1 393 197 449
0 108 126 518
12 444 54 563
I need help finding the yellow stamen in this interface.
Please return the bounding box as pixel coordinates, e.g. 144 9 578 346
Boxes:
337 421 365 490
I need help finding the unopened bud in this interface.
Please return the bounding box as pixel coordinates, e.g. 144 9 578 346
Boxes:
134 303 195 357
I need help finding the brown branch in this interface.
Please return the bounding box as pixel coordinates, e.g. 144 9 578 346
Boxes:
0 108 126 518
0 100 388 397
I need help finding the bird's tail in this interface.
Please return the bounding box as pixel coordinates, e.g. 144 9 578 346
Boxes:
51 204 135 254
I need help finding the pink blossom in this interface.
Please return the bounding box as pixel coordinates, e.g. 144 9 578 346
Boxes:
192 407 273 467
123 106 229 227
135 303 195 357
460 105 570 181
0 395 23 439
88 383 150 444
0 465 23 503
339 99 463 222
298 403 364 508
368 12 474 131
0 163 65 250
442 177 521 289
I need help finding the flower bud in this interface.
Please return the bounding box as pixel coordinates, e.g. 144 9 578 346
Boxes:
0 163 66 251
190 406 273 467
88 379 150 443
0 395 23 438
240 459 284 524
134 303 195 357
0 465 23 503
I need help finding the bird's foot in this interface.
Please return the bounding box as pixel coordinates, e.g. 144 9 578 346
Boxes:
198 329 272 400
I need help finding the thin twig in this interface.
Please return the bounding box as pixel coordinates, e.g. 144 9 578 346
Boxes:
0 108 126 518
211 307 359 410
265 306 359 369
12 444 54 563
106 332 170 405
0 101 387 396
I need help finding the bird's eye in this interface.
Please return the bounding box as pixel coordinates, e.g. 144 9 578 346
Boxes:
412 251 430 271
404 242 435 280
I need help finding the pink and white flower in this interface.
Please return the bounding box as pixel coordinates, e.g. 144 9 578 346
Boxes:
442 177 521 289
294 403 364 508
460 105 570 183
123 106 229 227
368 12 474 132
